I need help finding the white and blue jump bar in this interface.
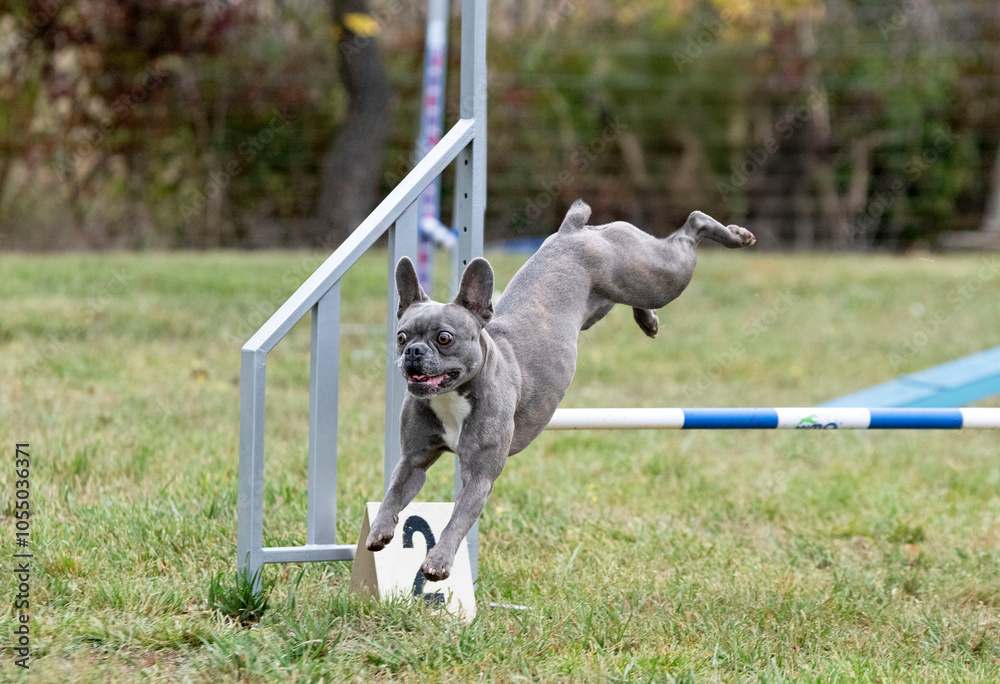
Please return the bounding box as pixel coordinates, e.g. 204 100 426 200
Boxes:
546 408 1000 430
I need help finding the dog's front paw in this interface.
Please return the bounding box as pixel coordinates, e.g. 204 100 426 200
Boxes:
366 516 398 552
420 554 452 582
726 224 756 248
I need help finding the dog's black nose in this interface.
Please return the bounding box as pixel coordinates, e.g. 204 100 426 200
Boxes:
404 344 426 361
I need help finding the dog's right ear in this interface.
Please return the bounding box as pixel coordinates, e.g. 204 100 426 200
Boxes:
395 257 429 319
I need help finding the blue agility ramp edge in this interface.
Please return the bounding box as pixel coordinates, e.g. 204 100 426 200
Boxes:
821 345 1000 408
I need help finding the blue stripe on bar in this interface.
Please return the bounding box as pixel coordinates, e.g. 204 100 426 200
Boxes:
682 408 779 429
867 408 963 429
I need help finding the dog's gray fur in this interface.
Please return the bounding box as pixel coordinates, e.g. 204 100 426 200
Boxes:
366 200 755 581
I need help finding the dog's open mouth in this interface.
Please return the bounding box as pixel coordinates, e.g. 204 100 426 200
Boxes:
406 370 460 389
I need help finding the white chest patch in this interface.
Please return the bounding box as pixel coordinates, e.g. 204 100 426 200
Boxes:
428 392 472 451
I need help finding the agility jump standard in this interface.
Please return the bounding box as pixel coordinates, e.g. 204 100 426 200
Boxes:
547 407 1000 430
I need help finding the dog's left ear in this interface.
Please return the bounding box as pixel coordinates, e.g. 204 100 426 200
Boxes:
454 257 494 324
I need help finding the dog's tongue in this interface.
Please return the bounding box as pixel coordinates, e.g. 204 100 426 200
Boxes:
409 373 446 386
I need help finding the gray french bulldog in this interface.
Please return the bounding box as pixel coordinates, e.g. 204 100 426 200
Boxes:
367 199 755 581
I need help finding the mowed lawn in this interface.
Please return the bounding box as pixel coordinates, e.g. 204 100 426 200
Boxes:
1 248 999 682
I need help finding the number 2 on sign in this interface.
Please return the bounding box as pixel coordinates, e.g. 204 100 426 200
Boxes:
402 516 445 606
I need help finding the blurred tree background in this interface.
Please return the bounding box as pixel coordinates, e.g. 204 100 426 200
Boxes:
1 0 998 250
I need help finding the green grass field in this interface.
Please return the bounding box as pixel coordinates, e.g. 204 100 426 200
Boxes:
1 248 999 682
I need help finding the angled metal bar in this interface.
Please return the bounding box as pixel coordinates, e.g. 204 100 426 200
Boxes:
244 117 476 355
385 202 421 490
307 283 341 545
237 348 267 587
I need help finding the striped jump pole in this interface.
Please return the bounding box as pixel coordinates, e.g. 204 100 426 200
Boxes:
546 407 1000 430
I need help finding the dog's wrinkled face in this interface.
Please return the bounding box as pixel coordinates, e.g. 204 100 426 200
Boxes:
394 256 494 398
396 302 484 396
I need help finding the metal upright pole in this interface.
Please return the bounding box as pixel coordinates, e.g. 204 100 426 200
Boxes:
385 202 421 488
452 0 488 581
237 348 267 589
306 285 341 546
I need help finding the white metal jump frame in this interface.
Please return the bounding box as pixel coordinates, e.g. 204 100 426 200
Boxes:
237 0 487 587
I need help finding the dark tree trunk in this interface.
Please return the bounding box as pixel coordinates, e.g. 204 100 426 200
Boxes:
314 0 393 249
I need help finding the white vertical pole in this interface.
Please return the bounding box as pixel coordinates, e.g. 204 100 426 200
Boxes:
237 348 267 589
452 0 488 582
385 202 421 489
306 284 341 545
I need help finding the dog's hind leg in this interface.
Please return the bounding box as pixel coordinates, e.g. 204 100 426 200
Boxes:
673 210 756 249
581 296 658 338
582 300 658 338
587 210 754 312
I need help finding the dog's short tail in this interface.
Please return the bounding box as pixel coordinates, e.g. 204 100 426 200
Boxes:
557 199 591 234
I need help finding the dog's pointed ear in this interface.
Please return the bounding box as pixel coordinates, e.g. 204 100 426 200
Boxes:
453 257 494 324
395 257 429 319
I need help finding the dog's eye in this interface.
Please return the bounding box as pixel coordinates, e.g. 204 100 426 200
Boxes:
396 332 407 345
437 331 453 345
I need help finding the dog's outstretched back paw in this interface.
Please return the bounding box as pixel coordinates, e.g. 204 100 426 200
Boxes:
682 211 756 248
723 224 756 249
